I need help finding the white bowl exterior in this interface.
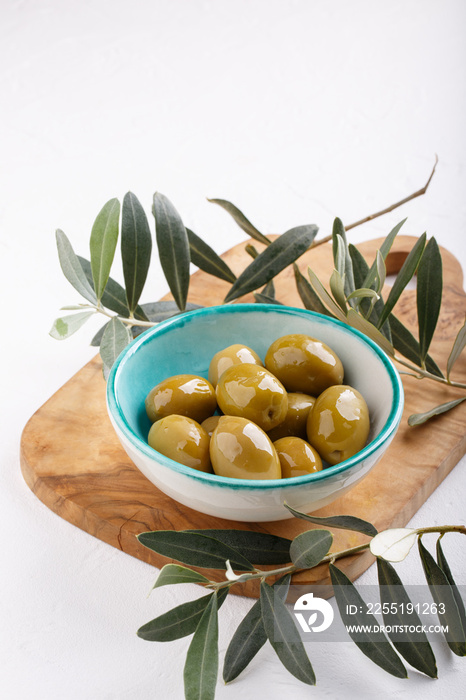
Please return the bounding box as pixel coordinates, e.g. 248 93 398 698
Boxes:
107 305 403 522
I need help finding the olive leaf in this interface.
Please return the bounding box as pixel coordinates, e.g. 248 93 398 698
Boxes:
207 198 271 246
377 558 437 678
55 229 97 304
436 537 466 637
307 268 347 322
49 311 94 340
369 528 417 562
223 598 269 687
329 564 408 678
152 564 210 590
349 242 370 288
260 580 316 685
332 219 355 298
293 263 332 316
377 232 426 329
99 317 132 374
332 220 345 270
245 243 260 258
140 300 203 322
283 503 378 537
388 314 444 378
186 227 237 283
137 531 254 571
223 575 291 683
90 322 109 347
362 218 406 290
261 278 275 298
185 529 292 565
334 233 346 279
91 317 150 347
289 529 333 568
374 250 387 294
137 588 228 642
418 538 466 656
346 309 395 357
224 225 318 303
152 192 190 311
329 269 348 312
90 197 121 301
407 397 466 426
346 288 380 305
253 292 284 305
183 592 219 700
447 316 466 381
348 242 392 342
417 237 443 362
121 191 152 313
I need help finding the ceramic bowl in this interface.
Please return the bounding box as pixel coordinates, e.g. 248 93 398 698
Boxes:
106 304 403 522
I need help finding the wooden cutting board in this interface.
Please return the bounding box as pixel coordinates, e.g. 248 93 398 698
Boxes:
20 235 466 598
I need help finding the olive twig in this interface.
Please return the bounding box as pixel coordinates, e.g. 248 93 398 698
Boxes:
210 563 299 591
211 542 374 592
89 303 157 329
208 524 466 594
308 157 438 251
414 525 466 537
345 155 438 231
394 355 466 390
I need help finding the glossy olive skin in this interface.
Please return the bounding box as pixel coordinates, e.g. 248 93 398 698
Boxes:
148 414 212 472
216 363 288 431
210 415 281 480
145 374 216 424
273 436 323 478
267 392 316 441
208 343 263 387
201 414 221 437
265 333 344 395
306 385 370 465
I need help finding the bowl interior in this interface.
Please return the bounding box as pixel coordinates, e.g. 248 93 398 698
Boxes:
109 304 402 482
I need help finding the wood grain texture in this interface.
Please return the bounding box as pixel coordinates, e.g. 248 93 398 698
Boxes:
20 235 466 598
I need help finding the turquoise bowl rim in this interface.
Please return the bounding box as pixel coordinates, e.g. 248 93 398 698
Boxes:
107 303 404 490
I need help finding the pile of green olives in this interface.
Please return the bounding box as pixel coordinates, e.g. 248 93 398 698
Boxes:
144 334 370 481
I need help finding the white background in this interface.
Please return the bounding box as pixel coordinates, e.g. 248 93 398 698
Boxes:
1 1 465 698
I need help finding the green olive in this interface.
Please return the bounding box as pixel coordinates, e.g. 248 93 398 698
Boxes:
148 414 212 472
145 374 216 424
216 363 288 431
306 385 370 465
273 436 323 478
267 392 316 441
264 333 344 395
201 414 221 437
210 415 281 480
208 343 263 387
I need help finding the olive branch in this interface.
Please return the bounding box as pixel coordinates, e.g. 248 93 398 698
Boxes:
135 508 466 698
50 160 466 424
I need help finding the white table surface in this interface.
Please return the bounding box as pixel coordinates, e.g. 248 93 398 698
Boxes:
1 1 465 698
